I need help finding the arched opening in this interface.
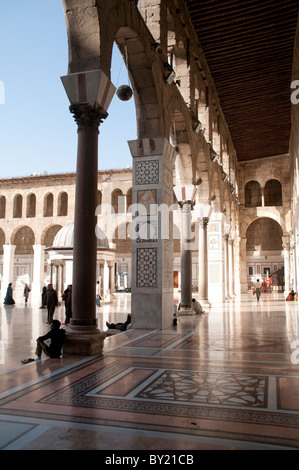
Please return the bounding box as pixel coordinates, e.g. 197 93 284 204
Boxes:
246 217 284 291
245 181 262 207
26 193 36 218
112 189 125 214
57 192 68 216
264 179 282 206
0 196 6 218
13 194 22 218
44 193 54 217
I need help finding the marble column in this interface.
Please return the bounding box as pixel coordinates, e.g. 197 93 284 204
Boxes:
61 70 115 355
229 239 236 297
224 234 230 298
1 244 16 301
31 245 46 305
180 202 194 312
128 137 176 329
173 184 196 314
283 238 291 295
197 217 211 307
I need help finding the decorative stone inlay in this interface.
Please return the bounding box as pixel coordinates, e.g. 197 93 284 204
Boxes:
136 247 157 287
137 370 266 407
135 160 159 185
163 240 173 288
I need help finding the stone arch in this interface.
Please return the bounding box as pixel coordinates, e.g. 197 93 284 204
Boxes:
41 225 63 248
210 167 222 212
12 226 35 255
246 217 283 252
62 1 163 138
0 228 5 255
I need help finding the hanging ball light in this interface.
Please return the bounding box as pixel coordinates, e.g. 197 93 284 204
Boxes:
116 84 133 101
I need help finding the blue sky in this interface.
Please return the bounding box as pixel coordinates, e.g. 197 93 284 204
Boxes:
0 0 136 179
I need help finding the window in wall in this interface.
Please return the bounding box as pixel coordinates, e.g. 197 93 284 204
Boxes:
248 266 254 275
96 190 102 215
264 179 282 206
0 196 6 218
112 189 125 213
13 194 22 218
58 192 68 216
44 193 53 217
245 181 262 207
26 193 36 218
126 188 132 213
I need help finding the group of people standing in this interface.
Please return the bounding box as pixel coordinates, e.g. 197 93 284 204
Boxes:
41 283 72 325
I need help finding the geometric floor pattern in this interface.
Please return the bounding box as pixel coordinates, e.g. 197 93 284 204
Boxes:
1 292 299 451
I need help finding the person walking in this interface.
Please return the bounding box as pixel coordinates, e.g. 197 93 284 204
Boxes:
23 283 31 304
4 283 15 305
254 279 262 302
45 283 58 324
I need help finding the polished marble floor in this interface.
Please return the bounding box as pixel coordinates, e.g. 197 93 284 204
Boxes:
1 292 299 451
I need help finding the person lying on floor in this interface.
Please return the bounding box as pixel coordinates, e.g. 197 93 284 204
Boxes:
22 320 65 363
106 314 131 331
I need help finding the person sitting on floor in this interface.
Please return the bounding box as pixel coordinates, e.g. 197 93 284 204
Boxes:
192 298 205 314
106 314 131 331
21 320 65 364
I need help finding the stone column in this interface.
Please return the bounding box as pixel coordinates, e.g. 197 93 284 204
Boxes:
283 238 291 295
173 184 196 314
61 70 115 355
180 202 194 312
229 239 236 297
128 137 176 329
108 262 115 295
224 234 230 298
197 217 211 307
31 245 46 305
1 244 16 301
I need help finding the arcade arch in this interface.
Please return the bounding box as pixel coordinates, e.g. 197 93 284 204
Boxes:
246 217 284 290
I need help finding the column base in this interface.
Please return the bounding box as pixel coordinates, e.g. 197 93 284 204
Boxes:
179 308 195 315
63 328 107 356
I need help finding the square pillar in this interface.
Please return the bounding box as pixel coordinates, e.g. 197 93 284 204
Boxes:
128 137 176 329
207 214 226 301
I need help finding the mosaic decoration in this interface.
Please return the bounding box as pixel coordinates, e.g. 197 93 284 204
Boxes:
136 247 157 287
137 189 157 214
135 160 159 185
137 370 266 407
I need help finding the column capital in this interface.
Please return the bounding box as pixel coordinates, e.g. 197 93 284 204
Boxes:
70 104 108 131
198 217 209 229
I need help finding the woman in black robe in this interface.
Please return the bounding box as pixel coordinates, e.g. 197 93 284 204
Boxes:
4 283 15 305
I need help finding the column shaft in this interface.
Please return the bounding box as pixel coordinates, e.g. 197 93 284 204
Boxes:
180 203 193 309
72 125 98 327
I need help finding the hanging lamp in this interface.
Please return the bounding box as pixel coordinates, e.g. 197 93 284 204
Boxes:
116 43 133 101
